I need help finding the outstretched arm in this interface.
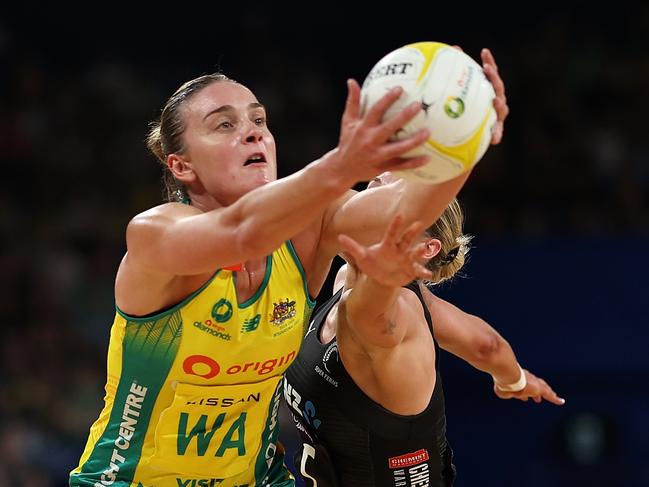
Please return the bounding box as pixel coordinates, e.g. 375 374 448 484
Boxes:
318 47 510 259
339 216 432 350
126 82 430 277
420 287 565 405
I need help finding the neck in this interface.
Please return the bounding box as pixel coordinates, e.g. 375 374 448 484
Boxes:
242 257 266 275
186 187 234 212
232 256 268 304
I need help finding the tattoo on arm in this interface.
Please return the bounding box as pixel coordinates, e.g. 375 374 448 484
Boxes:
383 319 397 335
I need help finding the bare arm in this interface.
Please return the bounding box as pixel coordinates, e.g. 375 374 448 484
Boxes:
420 286 565 405
127 156 353 277
339 217 432 349
320 172 470 260
337 261 515 369
421 287 519 381
127 82 431 278
318 46 510 260
335 217 437 415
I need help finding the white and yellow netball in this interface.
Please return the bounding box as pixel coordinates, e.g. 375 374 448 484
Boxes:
361 41 497 184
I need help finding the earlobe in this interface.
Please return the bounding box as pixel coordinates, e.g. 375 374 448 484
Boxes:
167 154 196 183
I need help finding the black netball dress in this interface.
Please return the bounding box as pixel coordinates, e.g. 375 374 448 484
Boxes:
283 282 456 487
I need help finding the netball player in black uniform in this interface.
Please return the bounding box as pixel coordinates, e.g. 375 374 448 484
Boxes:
284 212 454 487
284 197 564 487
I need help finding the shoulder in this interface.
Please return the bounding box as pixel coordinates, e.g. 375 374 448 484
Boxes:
127 202 199 238
397 286 428 324
401 285 424 305
129 202 200 226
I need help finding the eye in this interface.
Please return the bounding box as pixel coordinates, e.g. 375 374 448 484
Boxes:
254 116 266 126
217 120 234 130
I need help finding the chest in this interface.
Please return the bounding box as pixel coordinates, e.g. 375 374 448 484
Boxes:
170 249 312 386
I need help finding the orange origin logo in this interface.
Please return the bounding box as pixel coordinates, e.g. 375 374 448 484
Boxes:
182 355 221 379
182 352 297 379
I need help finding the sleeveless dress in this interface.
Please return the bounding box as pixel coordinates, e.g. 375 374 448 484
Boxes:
71 242 314 487
284 282 455 487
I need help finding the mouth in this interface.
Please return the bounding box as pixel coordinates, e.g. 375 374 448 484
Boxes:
243 153 267 166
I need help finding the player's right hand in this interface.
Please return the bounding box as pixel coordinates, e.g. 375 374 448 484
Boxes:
330 79 430 184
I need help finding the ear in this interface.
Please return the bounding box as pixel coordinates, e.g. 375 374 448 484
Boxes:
167 153 196 184
423 238 442 260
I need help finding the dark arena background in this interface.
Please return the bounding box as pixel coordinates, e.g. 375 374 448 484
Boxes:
2 2 648 486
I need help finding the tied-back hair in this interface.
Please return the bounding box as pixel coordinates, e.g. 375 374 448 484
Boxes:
424 198 472 285
146 73 236 202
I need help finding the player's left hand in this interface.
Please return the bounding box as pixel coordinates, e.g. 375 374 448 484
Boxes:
480 48 509 145
451 46 509 145
494 369 565 406
338 214 432 288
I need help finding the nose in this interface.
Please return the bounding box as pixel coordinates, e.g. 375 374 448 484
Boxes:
243 122 264 144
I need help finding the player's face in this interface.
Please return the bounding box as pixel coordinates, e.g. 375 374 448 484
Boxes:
181 81 277 204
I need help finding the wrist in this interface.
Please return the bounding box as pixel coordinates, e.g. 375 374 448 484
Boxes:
494 364 526 392
315 148 357 191
358 272 401 297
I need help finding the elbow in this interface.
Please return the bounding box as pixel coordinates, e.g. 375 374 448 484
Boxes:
472 333 502 365
223 205 264 260
233 219 276 260
234 226 262 260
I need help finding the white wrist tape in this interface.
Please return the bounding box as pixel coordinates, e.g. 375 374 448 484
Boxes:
495 364 527 392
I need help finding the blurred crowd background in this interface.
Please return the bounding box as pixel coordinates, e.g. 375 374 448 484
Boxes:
1 3 648 486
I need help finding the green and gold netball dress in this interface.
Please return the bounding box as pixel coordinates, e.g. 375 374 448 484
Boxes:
70 242 313 487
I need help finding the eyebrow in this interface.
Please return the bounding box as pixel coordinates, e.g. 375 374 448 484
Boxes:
202 102 266 121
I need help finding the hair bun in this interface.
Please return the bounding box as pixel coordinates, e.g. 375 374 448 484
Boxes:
439 246 460 265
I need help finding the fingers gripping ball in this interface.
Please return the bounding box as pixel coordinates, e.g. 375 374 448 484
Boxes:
361 41 497 183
